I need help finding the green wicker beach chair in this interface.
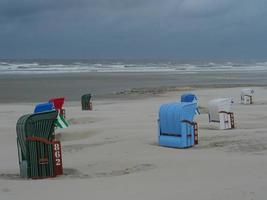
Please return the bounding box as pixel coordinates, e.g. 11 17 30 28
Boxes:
81 94 92 110
16 110 59 178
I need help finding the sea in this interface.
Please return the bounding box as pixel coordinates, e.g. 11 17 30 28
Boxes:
0 59 267 74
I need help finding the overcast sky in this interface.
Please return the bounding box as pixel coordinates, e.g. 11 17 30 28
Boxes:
0 0 267 59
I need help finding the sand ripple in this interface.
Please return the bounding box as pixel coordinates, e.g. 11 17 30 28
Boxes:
63 163 156 179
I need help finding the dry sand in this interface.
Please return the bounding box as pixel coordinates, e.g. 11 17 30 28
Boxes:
0 86 267 200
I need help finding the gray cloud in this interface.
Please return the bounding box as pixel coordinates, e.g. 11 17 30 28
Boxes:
0 0 267 59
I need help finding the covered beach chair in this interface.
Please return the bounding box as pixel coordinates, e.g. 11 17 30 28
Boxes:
241 88 254 104
208 98 234 130
16 110 63 179
34 102 69 129
81 94 92 110
158 102 198 148
181 93 200 115
49 97 66 117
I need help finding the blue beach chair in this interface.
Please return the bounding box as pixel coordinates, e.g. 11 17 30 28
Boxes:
158 102 198 148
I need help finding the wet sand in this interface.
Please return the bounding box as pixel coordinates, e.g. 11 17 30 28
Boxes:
1 71 267 102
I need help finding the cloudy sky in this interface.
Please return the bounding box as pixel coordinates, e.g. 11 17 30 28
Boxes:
0 0 267 59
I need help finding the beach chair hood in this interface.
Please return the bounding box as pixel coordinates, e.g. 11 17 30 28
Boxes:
241 88 254 97
181 93 200 115
181 93 198 103
208 98 233 122
49 97 65 110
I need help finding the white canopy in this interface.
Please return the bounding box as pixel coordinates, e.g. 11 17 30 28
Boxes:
208 98 233 122
241 88 254 97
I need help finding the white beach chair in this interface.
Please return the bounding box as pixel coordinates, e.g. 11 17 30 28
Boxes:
208 98 235 130
241 88 254 104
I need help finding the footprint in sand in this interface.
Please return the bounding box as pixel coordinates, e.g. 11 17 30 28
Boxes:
68 117 97 125
0 163 156 180
94 164 156 178
63 163 156 179
56 130 99 142
229 138 267 153
252 101 267 105
62 138 121 153
1 188 11 192
197 135 267 154
0 173 21 180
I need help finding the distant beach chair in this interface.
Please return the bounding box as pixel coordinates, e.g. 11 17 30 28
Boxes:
158 102 198 148
49 97 66 117
208 98 235 130
181 93 200 115
81 94 92 110
16 110 63 179
34 102 69 129
241 88 254 104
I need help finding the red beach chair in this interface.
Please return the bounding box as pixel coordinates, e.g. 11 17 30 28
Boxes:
49 97 66 117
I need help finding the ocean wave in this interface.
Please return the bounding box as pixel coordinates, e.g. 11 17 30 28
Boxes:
0 60 267 74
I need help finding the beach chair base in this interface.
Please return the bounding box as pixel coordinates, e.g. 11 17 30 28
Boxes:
159 121 198 148
24 137 63 179
241 95 252 104
89 102 93 110
159 135 194 148
218 111 235 129
82 102 93 111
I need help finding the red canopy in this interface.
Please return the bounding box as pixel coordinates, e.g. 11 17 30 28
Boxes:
49 97 65 110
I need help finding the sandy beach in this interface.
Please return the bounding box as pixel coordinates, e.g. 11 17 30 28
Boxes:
2 0 267 198
0 73 267 199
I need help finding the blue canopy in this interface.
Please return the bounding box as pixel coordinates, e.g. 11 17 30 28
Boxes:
181 93 200 115
181 93 197 103
34 102 54 113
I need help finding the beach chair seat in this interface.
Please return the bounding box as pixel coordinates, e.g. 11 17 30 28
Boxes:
241 88 254 104
81 94 92 110
16 110 63 178
208 98 235 130
158 102 198 148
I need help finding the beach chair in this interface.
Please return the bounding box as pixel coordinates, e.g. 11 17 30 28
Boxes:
81 94 92 110
241 88 254 104
49 97 66 117
16 110 63 179
181 93 200 115
208 98 234 130
158 102 198 148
